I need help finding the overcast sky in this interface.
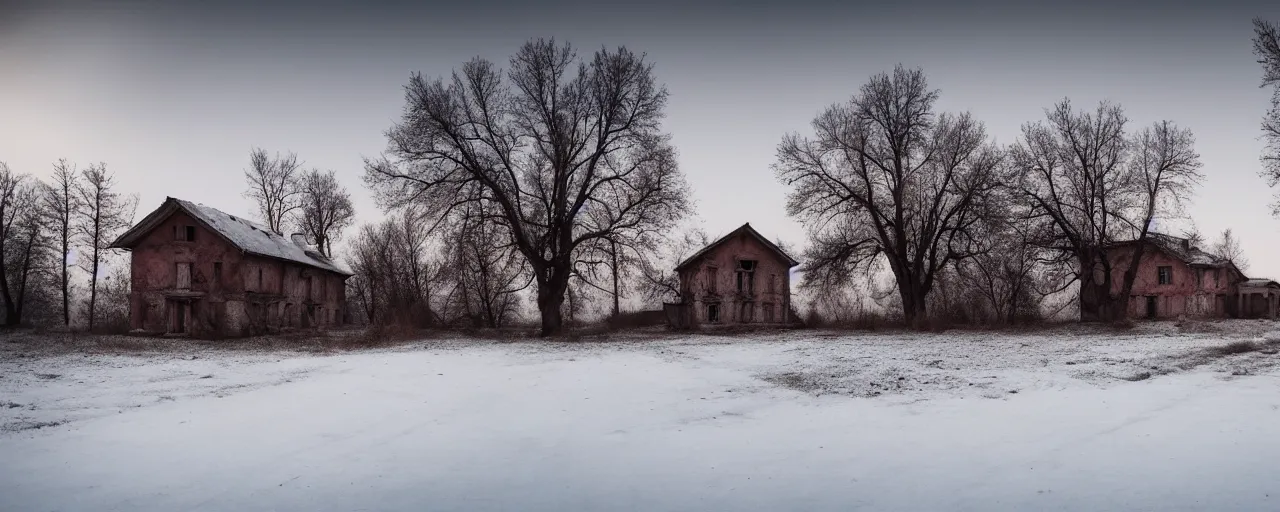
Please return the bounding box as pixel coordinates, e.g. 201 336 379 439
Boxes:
2 0 1279 277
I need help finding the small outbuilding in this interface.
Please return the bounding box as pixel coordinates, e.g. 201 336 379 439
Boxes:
664 223 799 329
109 197 353 337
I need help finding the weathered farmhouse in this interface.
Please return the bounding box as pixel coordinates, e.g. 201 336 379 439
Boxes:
665 223 799 328
1107 233 1278 319
109 197 352 337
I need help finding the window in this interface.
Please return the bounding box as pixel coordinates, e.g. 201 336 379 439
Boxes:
736 260 757 294
213 262 222 284
707 303 720 323
770 274 778 293
1214 269 1221 287
258 268 264 291
175 263 192 290
1157 266 1173 285
174 225 195 241
706 266 718 294
185 226 196 242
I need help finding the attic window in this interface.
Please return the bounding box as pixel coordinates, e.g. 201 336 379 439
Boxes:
1157 266 1173 285
174 225 196 242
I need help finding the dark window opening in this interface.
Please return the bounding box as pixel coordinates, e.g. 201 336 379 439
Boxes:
707 304 720 323
185 226 196 242
213 262 222 284
1157 266 1173 285
736 260 757 294
258 268 263 291
1214 269 1221 287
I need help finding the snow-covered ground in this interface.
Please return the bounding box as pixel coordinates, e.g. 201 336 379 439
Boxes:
3 323 1280 511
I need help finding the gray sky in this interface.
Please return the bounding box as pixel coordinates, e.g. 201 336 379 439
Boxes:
3 0 1279 277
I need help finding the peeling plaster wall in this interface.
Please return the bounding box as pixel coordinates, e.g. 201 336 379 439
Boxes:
677 232 792 327
126 210 348 338
1107 244 1241 319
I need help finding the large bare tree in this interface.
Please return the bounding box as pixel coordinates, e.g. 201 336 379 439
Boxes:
75 163 136 330
365 39 691 336
244 147 302 235
1255 18 1280 214
42 159 79 325
774 66 1003 326
1010 100 1202 321
1 163 50 327
296 169 355 257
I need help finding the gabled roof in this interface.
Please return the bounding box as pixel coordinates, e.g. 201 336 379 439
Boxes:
109 197 353 276
1112 232 1229 267
675 223 799 272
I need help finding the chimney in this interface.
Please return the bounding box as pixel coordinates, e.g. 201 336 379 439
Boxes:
1182 239 1191 251
290 233 308 248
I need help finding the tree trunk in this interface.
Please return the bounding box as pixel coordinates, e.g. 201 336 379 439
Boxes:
899 281 928 328
610 239 620 319
88 247 100 330
536 268 570 337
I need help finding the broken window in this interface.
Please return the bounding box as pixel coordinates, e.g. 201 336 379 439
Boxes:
175 263 192 290
736 260 757 294
707 303 720 323
1157 266 1173 285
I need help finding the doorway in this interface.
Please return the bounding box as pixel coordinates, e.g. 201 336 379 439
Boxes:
1145 296 1157 319
168 300 190 334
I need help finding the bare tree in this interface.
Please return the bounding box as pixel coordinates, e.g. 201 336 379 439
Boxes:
244 147 302 235
75 163 136 330
42 159 79 325
1212 228 1248 273
1254 18 1280 214
774 66 1003 326
365 39 692 336
634 227 709 306
296 169 355 257
443 202 530 328
952 220 1048 324
1009 100 1201 321
1 164 48 326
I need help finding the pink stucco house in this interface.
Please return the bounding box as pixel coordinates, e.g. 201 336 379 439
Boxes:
664 223 799 328
1108 233 1278 319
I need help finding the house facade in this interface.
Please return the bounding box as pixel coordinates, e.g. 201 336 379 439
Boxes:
665 223 799 328
1107 233 1277 319
109 197 352 337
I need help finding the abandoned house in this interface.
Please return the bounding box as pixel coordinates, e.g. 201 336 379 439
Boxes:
1107 233 1278 319
109 197 353 337
664 223 799 329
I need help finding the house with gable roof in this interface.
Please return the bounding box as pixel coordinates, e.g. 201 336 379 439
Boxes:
664 223 800 328
109 197 353 337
